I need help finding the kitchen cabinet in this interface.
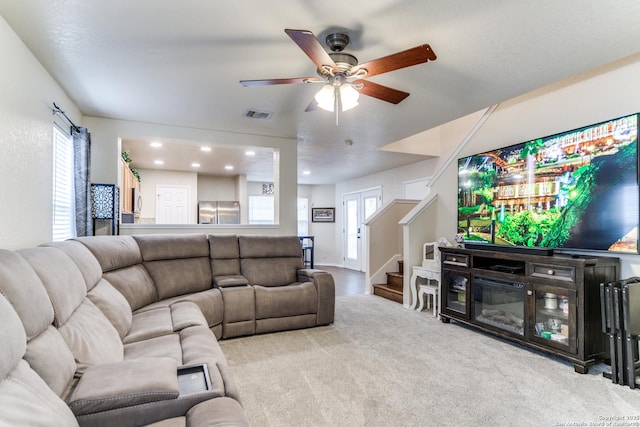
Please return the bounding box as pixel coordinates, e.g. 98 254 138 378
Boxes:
120 158 140 216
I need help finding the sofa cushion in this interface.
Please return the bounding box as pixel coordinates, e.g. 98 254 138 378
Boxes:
144 257 213 300
0 292 26 378
254 281 318 319
138 289 224 334
87 278 133 339
124 334 182 361
142 397 250 427
238 235 302 258
123 307 174 344
122 302 207 345
0 249 54 341
241 257 302 287
44 240 104 291
68 358 179 416
58 298 124 372
18 247 87 327
24 325 76 397
77 235 143 272
0 294 79 427
238 235 304 287
1 359 79 427
134 234 210 261
104 265 157 311
2 250 77 397
209 235 244 279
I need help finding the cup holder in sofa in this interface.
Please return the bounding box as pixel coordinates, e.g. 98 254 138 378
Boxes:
178 364 212 395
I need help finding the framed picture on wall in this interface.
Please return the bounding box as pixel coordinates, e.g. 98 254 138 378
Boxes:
312 207 335 223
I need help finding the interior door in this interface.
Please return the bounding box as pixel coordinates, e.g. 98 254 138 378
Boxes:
156 185 190 224
342 188 381 271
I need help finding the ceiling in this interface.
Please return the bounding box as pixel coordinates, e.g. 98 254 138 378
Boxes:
2 1 640 184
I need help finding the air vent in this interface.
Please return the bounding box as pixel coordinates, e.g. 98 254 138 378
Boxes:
244 109 273 120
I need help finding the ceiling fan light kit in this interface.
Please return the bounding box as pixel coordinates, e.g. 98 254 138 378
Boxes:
240 28 436 125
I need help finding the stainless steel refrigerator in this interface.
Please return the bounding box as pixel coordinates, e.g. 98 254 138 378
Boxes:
198 201 240 224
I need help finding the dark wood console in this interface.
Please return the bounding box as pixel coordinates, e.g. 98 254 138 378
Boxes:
439 246 619 373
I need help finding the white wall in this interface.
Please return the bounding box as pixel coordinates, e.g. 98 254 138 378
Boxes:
0 15 82 249
85 117 299 236
197 175 238 201
428 53 640 278
306 184 337 266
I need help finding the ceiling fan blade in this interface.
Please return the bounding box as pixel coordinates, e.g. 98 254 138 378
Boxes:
285 29 337 72
351 44 436 78
240 77 322 87
305 98 318 112
354 80 410 104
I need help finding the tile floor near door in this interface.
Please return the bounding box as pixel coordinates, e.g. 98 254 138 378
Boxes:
317 266 366 296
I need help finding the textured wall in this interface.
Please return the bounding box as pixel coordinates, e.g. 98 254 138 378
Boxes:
0 16 81 249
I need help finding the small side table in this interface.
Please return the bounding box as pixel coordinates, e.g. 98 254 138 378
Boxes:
410 266 441 316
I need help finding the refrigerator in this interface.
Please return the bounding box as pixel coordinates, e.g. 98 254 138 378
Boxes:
198 201 240 224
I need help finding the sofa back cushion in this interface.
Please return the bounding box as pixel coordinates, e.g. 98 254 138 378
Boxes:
19 247 87 327
0 250 54 340
0 292 26 379
103 264 157 311
0 294 79 427
44 240 103 291
19 247 123 372
209 234 242 277
87 278 133 339
58 299 124 372
77 235 143 272
78 235 157 310
134 234 213 300
238 236 303 287
1 250 76 397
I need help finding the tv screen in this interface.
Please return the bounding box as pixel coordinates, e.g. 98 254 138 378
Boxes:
458 113 639 253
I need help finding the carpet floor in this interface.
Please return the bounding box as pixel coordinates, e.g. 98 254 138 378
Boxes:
219 295 640 427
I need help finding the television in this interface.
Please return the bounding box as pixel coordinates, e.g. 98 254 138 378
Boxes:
458 113 639 254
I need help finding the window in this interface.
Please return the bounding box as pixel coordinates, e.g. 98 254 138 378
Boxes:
297 197 309 236
248 195 274 224
52 126 76 241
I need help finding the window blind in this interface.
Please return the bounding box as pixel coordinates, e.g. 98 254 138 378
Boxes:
52 126 76 241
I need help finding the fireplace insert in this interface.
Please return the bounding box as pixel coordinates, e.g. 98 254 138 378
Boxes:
473 276 525 336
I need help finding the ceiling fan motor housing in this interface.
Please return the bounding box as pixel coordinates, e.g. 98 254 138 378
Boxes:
325 32 350 52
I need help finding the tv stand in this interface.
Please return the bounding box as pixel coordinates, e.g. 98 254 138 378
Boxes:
439 246 619 373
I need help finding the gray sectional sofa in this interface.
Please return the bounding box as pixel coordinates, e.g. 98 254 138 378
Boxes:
0 234 335 427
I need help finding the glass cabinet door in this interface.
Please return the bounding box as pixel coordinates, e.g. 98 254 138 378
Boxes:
442 270 470 318
528 285 577 354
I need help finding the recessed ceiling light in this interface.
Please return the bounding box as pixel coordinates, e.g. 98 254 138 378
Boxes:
303 170 311 175
154 160 164 165
150 142 162 148
191 162 200 168
224 165 234 170
201 146 212 152
245 150 256 156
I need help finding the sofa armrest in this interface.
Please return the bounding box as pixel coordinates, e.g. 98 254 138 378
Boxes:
69 358 228 427
68 358 179 416
297 269 335 325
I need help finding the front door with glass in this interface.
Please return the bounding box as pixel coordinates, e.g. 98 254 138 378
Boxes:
342 188 381 271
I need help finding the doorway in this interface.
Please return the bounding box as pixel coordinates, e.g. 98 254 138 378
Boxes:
156 185 190 224
343 187 382 271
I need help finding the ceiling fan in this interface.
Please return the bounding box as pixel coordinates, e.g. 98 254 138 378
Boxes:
240 29 436 124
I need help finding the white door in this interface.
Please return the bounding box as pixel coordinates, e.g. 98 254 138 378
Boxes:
343 188 382 271
156 185 190 224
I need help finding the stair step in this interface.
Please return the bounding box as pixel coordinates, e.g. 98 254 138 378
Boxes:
386 272 403 287
398 260 404 273
373 284 403 304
